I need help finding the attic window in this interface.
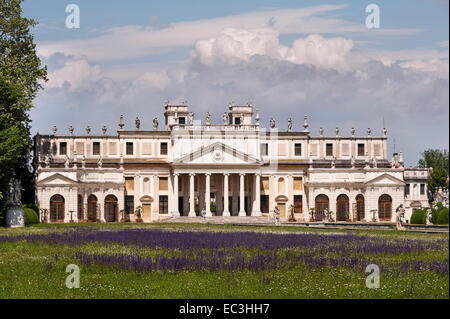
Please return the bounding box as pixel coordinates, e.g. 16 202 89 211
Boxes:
59 142 67 155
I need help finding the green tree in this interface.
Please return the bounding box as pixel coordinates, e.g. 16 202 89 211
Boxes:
0 0 47 223
427 166 449 197
1 0 48 99
0 76 27 220
418 149 449 173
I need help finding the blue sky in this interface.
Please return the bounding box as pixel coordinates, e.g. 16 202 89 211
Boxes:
22 0 449 164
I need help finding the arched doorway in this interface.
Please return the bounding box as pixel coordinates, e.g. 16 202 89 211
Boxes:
77 195 84 221
105 195 118 222
315 194 329 222
50 194 65 223
378 194 392 221
87 195 98 222
356 194 365 221
336 194 350 221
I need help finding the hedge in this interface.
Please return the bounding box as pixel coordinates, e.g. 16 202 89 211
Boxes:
24 207 39 226
24 203 40 215
410 209 427 225
436 207 449 225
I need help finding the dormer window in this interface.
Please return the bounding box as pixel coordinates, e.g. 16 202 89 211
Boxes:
179 117 186 125
234 117 241 125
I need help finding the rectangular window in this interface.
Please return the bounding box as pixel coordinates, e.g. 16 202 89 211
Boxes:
261 143 268 156
160 142 168 155
358 144 365 156
326 143 333 157
59 142 67 155
179 117 186 125
159 195 168 214
420 184 425 195
159 177 168 191
294 143 302 156
294 177 302 191
261 195 269 214
125 177 134 193
126 142 133 155
93 142 100 155
125 195 134 214
294 195 303 214
405 184 410 196
234 117 241 125
261 177 269 192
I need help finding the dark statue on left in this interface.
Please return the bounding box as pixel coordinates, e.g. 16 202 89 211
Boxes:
6 178 25 227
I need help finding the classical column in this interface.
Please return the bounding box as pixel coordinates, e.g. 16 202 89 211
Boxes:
205 173 212 217
83 190 88 220
172 173 180 217
252 173 262 216
239 173 246 216
189 173 196 217
223 173 230 216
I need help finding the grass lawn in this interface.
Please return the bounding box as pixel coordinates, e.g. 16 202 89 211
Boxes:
0 223 448 299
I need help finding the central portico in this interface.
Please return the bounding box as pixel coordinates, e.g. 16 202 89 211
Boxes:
173 141 263 217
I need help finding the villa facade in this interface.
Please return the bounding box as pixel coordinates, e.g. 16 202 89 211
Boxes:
33 102 431 223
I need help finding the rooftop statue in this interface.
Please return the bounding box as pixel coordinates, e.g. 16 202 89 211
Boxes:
135 117 141 130
270 118 275 129
287 118 292 132
222 112 228 125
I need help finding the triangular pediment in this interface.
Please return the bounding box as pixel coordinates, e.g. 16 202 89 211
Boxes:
37 173 77 185
365 173 405 186
174 142 261 165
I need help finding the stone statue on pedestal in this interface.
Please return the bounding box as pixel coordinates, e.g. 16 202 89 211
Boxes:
395 204 406 231
287 118 292 132
6 178 24 228
135 117 141 130
189 112 194 125
270 118 275 129
206 112 211 125
153 118 158 131
223 112 228 125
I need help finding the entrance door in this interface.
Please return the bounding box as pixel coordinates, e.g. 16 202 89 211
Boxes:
142 204 151 220
336 194 350 221
356 194 365 221
277 203 286 219
50 195 65 222
315 194 329 221
104 195 118 222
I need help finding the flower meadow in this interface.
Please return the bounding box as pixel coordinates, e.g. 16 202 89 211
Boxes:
0 224 448 298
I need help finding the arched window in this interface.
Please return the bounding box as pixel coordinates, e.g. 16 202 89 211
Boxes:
50 194 65 222
378 194 392 221
77 195 84 221
87 195 98 222
336 194 350 221
356 194 365 221
105 195 118 222
315 194 329 222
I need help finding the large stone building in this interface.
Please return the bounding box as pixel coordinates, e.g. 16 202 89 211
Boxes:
34 102 431 223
